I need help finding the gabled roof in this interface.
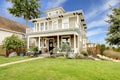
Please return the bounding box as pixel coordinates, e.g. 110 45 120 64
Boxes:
0 16 26 33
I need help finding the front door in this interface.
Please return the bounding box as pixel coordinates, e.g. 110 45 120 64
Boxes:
49 39 54 51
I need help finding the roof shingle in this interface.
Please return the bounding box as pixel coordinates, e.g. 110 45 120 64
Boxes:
0 16 26 33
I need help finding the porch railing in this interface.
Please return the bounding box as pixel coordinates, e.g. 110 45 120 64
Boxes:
26 22 80 33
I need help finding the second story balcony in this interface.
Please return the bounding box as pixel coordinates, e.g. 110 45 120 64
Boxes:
26 10 87 34
26 22 81 33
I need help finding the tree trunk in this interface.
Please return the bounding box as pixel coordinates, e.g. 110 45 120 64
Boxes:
25 17 29 27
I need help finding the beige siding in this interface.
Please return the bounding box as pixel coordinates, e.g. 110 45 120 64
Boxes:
0 30 23 45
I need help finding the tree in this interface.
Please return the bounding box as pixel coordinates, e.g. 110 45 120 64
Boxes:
2 34 25 50
106 6 120 46
7 0 42 27
97 44 106 55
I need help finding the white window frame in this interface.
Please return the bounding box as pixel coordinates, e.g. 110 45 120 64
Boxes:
40 22 44 31
62 18 69 29
52 20 58 30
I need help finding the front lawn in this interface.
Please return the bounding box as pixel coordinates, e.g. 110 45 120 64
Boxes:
0 56 29 64
0 57 120 80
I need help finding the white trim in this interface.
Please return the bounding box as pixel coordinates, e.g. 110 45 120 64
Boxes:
28 31 78 38
0 28 25 35
74 34 76 53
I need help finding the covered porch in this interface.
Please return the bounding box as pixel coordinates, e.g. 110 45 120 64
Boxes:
27 34 82 53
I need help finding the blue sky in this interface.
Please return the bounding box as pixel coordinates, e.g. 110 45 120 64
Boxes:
0 0 119 44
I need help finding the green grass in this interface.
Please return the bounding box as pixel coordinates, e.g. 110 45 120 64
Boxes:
0 56 29 64
0 57 120 80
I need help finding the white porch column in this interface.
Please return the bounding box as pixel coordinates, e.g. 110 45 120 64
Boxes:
27 36 30 50
74 34 76 53
38 37 41 50
57 35 59 53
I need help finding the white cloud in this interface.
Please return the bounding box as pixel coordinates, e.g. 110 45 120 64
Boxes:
85 0 119 20
47 0 67 8
87 28 107 37
87 16 108 29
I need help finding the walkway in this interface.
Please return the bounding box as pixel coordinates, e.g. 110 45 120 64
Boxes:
0 57 44 67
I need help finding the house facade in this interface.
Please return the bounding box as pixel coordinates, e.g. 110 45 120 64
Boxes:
26 7 87 53
0 16 26 45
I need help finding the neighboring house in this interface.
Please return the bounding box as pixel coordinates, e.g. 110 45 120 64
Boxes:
26 7 87 53
0 16 26 45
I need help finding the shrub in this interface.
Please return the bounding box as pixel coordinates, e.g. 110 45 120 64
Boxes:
116 46 120 52
60 43 71 52
103 50 120 60
81 51 88 56
29 46 38 52
75 53 85 59
2 34 25 50
97 44 106 55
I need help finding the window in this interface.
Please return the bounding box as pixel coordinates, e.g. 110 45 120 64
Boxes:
40 23 44 31
45 22 48 30
62 18 69 29
37 23 39 31
52 21 58 29
63 23 68 29
62 36 70 46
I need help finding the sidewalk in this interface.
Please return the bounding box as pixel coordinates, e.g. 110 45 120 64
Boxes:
0 57 44 67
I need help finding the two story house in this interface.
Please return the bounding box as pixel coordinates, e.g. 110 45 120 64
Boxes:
26 7 87 53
